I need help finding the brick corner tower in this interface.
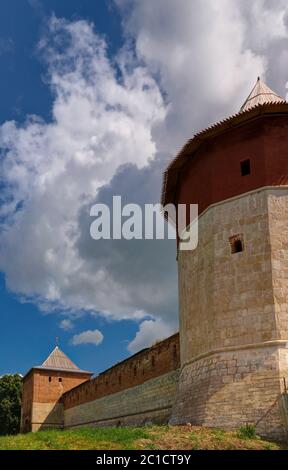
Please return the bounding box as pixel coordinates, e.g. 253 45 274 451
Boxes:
21 346 92 432
162 77 288 440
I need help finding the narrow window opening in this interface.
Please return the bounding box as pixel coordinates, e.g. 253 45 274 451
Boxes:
49 377 52 382
133 366 137 377
118 375 121 385
58 377 62 383
240 159 250 176
173 344 177 359
229 234 244 254
151 356 155 368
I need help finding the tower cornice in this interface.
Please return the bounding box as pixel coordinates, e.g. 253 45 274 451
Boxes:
162 102 288 209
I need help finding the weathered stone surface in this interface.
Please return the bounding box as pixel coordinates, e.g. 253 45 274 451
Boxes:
173 188 288 440
31 403 64 432
64 370 180 428
170 346 286 440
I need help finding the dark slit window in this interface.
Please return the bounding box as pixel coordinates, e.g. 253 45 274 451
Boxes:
240 159 250 176
173 344 177 359
229 235 244 254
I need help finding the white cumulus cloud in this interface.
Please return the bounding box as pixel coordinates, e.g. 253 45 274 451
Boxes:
0 16 166 320
1 2 288 341
127 319 176 354
59 319 74 331
71 329 104 346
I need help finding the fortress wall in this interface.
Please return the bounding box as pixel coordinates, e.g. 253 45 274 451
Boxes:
268 190 288 340
64 370 180 428
178 188 277 366
173 188 288 440
170 346 285 440
62 334 180 427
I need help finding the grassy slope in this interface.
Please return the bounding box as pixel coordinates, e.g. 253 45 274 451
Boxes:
0 425 285 450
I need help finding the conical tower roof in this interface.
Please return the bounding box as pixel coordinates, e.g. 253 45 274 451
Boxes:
161 77 288 209
41 346 80 371
22 346 93 378
240 77 285 112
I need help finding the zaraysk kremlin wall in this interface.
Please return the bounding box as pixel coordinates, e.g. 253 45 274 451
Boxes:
21 335 180 433
21 79 288 440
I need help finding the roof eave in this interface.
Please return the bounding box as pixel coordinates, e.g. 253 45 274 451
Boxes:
22 366 93 380
161 102 288 208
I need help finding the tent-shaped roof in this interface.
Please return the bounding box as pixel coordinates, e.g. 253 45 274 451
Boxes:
23 346 93 379
41 346 81 371
240 77 285 112
161 78 288 208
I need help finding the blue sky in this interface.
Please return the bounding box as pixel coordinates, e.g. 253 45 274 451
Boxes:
1 0 288 376
0 1 123 122
0 0 142 376
0 272 139 375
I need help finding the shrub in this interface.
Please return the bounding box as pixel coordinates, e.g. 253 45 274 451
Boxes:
237 424 257 440
0 374 22 435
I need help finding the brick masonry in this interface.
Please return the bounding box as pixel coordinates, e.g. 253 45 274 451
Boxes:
63 334 180 411
21 369 91 432
173 187 288 440
64 370 180 428
21 334 180 432
176 116 288 232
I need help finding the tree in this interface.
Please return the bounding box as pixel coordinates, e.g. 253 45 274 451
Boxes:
0 374 22 435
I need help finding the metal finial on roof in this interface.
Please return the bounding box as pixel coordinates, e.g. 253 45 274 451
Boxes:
161 77 288 209
240 77 285 112
56 336 59 347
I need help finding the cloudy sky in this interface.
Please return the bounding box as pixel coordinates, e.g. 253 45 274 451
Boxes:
1 0 288 375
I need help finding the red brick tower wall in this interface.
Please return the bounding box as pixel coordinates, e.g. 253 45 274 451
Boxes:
21 373 34 433
21 369 91 432
176 116 288 233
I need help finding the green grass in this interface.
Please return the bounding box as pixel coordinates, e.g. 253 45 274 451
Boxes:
0 425 284 451
0 427 151 450
237 424 257 440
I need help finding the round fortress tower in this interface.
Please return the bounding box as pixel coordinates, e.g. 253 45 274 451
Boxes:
162 78 288 440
